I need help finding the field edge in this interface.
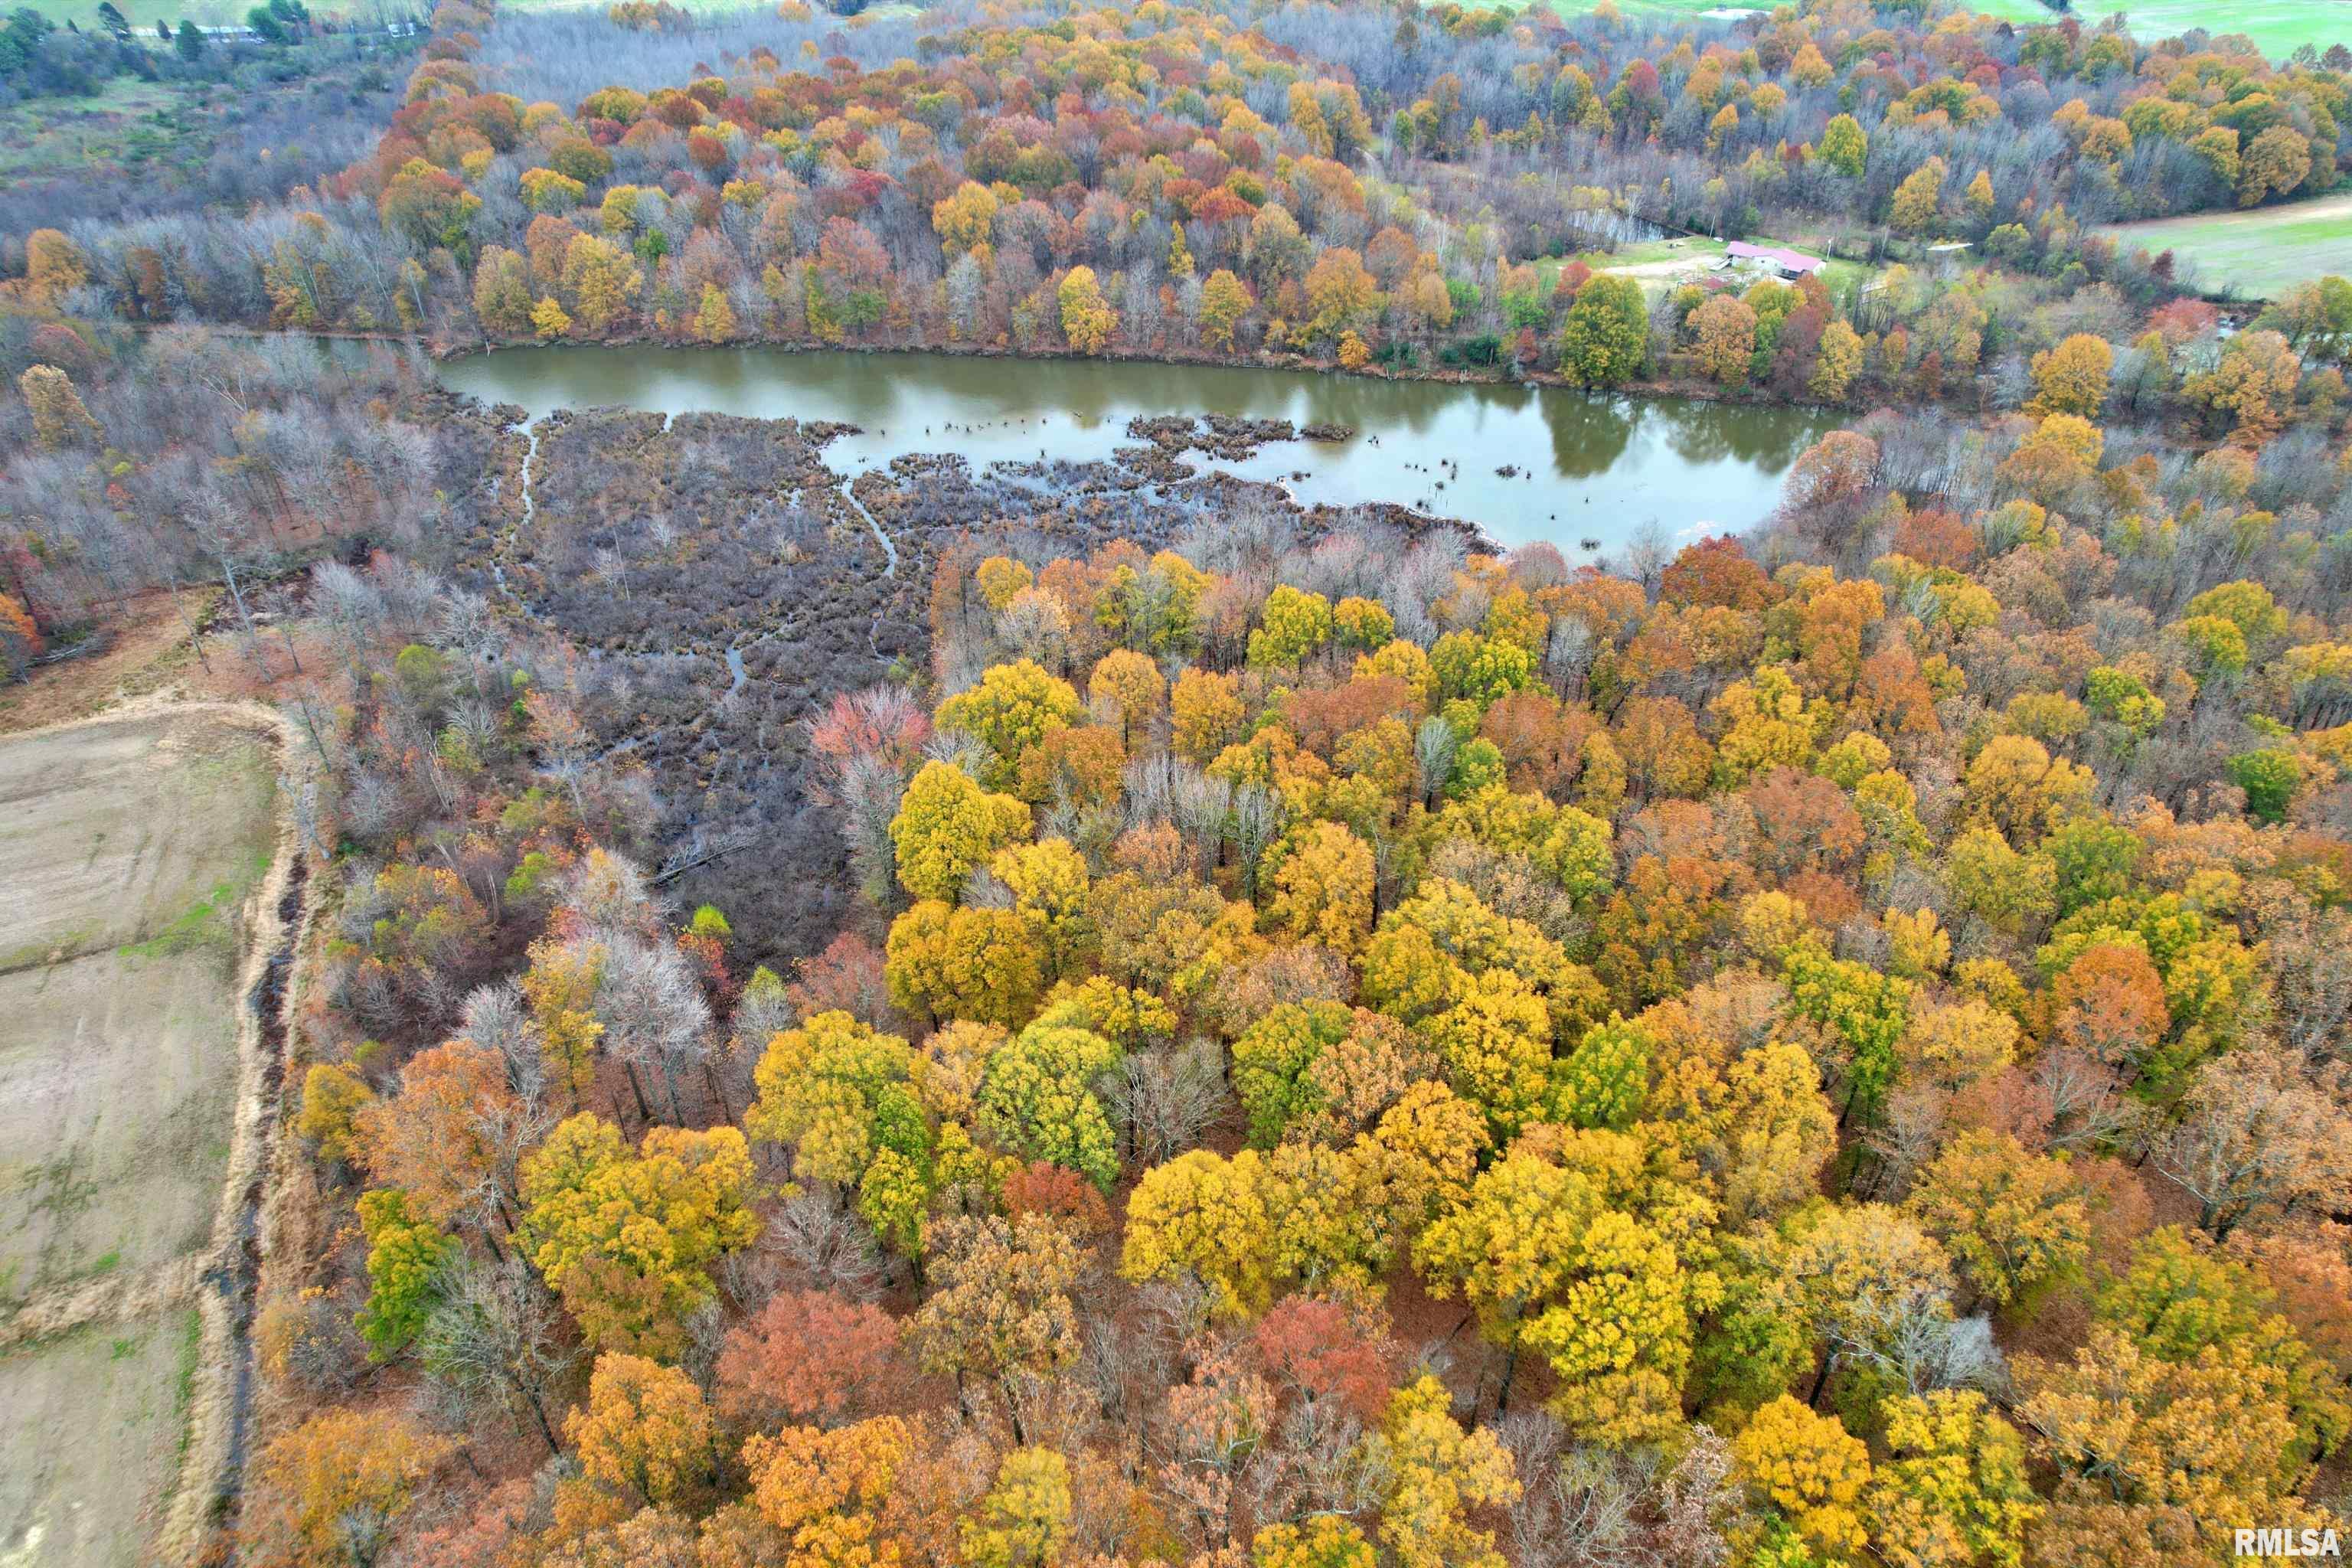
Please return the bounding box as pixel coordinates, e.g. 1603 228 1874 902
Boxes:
0 698 310 1568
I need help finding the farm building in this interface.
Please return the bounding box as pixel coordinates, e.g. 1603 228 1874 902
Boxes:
1723 240 1827 279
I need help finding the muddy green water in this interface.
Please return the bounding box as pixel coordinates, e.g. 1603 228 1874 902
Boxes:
440 346 1838 553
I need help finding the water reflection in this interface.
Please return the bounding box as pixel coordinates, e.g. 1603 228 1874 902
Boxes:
439 346 1836 552
1538 394 1635 482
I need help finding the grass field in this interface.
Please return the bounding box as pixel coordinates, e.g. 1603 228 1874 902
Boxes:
1473 0 2347 60
64 0 2321 56
1488 0 1821 14
2095 193 2352 300
0 77 188 180
1570 237 1723 268
0 1313 203 1568
23 0 247 28
1955 0 2350 63
1534 234 1872 299
0 711 279 1568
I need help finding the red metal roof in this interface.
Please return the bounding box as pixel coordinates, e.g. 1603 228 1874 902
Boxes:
1726 240 1826 271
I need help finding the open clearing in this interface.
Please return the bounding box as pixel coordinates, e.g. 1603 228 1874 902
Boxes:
2095 193 2352 300
0 1312 201 1568
1536 234 1870 297
1468 0 2346 60
21 0 248 28
0 77 185 180
1955 0 2350 62
0 592 212 738
0 710 279 1568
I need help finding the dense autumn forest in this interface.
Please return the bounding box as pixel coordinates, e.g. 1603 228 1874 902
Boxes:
250 454 2352 1568
3 0 2352 1564
8 0 2351 387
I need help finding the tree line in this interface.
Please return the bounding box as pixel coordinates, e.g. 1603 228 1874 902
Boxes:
13 0 2349 406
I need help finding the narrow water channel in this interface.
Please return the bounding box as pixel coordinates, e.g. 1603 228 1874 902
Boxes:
441 347 1837 554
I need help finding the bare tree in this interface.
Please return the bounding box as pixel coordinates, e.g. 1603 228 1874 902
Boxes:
1102 1037 1229 1166
837 752 906 906
1862 1083 1949 1200
597 935 714 1124
417 1255 575 1455
2154 1048 2352 1241
1652 1425 1740 1568
1544 616 1596 696
1226 784 1281 899
1494 1413 1648 1568
1413 717 1457 806
753 1187 886 1301
1619 522 1671 596
2033 1047 2138 1152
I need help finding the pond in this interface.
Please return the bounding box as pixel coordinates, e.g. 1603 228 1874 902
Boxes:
439 346 1838 553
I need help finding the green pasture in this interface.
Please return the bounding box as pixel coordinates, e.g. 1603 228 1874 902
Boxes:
2095 194 2352 300
23 0 249 28
1481 0 2346 61
0 77 185 178
46 0 2337 59
1955 0 2350 63
1579 237 1725 267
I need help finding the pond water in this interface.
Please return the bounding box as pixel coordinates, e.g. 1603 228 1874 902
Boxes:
439 346 1838 553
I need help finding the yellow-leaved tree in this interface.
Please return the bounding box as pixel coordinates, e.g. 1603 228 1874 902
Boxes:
1361 1375 1519 1568
1733 1395 1873 1558
1058 266 1117 354
1413 1148 1690 1442
239 1408 452 1568
888 760 1033 902
1864 1390 2041 1568
1121 1147 1276 1318
1263 820 1377 954
936 662 1083 788
2027 332 2113 418
560 232 643 332
518 1113 758 1359
563 1351 717 1516
961 1447 1073 1568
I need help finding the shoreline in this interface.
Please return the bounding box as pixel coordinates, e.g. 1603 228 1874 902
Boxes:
437 328 1861 415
